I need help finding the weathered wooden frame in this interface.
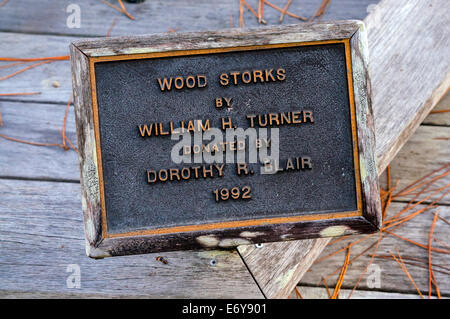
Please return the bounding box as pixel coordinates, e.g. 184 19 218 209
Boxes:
70 20 381 258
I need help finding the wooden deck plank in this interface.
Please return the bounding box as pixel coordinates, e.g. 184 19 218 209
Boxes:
299 202 450 296
0 32 74 104
0 100 78 181
366 0 450 173
0 0 378 36
0 178 263 298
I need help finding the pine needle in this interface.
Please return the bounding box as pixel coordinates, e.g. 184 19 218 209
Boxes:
428 213 438 298
279 0 293 23
0 56 69 62
331 247 350 299
241 0 267 24
264 0 307 21
294 287 303 299
0 60 54 81
391 250 424 298
0 92 41 96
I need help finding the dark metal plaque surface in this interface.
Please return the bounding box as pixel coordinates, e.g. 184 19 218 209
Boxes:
93 41 361 236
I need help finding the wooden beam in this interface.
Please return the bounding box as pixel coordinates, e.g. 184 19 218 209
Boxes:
238 0 450 299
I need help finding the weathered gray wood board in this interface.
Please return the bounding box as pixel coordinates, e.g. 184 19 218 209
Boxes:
0 100 78 181
0 0 448 298
0 179 263 298
0 32 74 104
0 0 378 36
238 238 330 299
366 0 450 173
301 201 450 296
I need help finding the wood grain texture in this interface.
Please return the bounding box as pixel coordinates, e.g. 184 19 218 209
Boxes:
350 21 381 229
300 202 450 296
0 179 263 298
0 100 78 181
73 21 360 57
0 32 74 104
238 238 330 298
367 0 450 174
0 0 378 37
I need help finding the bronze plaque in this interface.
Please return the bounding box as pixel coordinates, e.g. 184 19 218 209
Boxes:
70 23 381 257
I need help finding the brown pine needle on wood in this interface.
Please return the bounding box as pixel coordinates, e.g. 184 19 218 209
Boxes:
106 18 118 37
239 0 245 27
327 234 351 246
0 0 9 8
0 56 69 62
398 171 450 200
101 0 135 20
0 60 54 81
428 213 438 298
0 133 67 149
384 186 450 228
391 250 424 298
348 230 384 298
429 109 450 114
0 92 41 96
315 232 375 264
0 61 30 70
294 287 303 299
117 0 134 20
0 108 3 127
311 0 331 21
382 165 392 221
321 277 332 298
384 230 450 254
230 13 233 28
279 0 293 23
434 212 450 225
433 237 450 250
331 247 350 299
258 0 262 23
372 254 450 275
241 0 267 24
64 135 79 154
394 163 450 197
261 0 265 23
431 272 441 299
320 241 378 288
264 0 307 21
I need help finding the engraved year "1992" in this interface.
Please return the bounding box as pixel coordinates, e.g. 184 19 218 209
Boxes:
213 186 252 202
